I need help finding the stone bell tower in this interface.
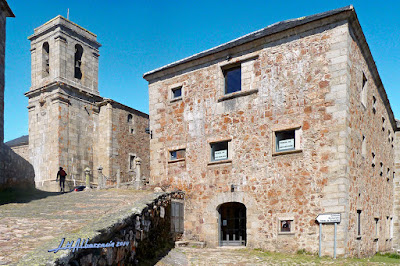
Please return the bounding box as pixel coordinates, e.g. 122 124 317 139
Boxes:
25 16 102 191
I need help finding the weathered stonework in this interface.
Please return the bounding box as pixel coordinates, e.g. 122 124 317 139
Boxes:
25 16 149 191
144 6 399 257
0 1 34 190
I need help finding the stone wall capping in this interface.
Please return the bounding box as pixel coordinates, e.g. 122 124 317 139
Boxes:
168 158 185 164
169 97 182 103
207 159 232 166
207 137 232 144
217 89 258 102
272 149 303 157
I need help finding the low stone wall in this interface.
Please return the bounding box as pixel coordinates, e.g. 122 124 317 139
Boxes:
0 143 35 190
52 191 184 265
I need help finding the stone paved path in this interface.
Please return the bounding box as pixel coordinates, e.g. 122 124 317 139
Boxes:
0 189 151 265
156 247 394 265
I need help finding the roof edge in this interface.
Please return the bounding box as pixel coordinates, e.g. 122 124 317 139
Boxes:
143 5 353 80
1 0 14 17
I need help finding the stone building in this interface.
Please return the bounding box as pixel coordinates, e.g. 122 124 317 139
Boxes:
24 16 149 191
0 0 35 190
144 6 399 257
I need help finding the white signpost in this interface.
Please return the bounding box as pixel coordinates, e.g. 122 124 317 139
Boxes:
316 213 341 259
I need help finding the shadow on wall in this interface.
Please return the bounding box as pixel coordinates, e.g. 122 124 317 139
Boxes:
0 143 35 196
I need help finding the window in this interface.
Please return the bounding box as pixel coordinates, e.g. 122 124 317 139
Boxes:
170 149 186 161
224 66 241 94
171 86 182 99
127 114 133 123
375 218 379 239
386 216 390 239
275 130 295 152
372 152 376 168
171 201 184 233
127 114 134 134
280 220 293 233
382 117 385 132
211 141 229 161
390 217 394 239
74 44 83 79
361 72 367 107
357 210 362 237
372 96 376 114
129 155 136 171
361 135 366 157
42 42 50 78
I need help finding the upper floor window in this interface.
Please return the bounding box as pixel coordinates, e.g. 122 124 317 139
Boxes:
224 65 241 94
74 44 83 79
127 114 133 123
172 86 182 99
42 42 50 78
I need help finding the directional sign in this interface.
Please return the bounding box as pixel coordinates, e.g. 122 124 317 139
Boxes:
316 213 341 223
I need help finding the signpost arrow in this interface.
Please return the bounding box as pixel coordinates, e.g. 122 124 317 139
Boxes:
316 213 341 224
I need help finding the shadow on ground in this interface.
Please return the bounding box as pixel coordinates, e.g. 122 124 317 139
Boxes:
0 187 62 205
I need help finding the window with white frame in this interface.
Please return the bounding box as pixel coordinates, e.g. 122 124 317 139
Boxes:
171 86 182 100
274 128 302 154
279 220 293 233
210 141 229 161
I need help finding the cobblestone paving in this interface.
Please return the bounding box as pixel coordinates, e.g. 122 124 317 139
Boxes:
0 189 151 265
156 247 394 265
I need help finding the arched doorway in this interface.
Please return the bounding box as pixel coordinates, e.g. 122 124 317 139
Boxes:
218 202 246 246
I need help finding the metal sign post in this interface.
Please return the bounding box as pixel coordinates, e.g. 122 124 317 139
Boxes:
316 213 341 259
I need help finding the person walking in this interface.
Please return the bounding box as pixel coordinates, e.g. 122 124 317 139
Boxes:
56 167 67 192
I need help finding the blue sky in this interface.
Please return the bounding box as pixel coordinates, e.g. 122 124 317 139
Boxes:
3 0 400 142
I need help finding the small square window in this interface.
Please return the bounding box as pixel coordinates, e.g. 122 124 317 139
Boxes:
275 130 295 152
171 86 182 99
211 141 229 161
224 66 241 94
170 149 185 161
280 220 292 233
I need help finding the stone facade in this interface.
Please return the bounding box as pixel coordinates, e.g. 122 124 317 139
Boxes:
25 16 149 191
144 6 399 257
394 120 400 251
0 1 35 190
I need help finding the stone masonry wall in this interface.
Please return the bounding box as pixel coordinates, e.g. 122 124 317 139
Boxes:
95 101 150 187
28 85 99 191
29 16 100 95
0 143 35 190
344 26 395 257
54 191 183 265
10 144 29 162
394 129 400 250
112 106 150 184
148 18 354 255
